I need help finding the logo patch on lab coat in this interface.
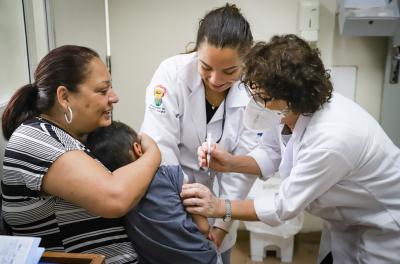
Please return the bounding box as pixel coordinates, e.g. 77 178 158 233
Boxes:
153 85 167 107
149 85 167 114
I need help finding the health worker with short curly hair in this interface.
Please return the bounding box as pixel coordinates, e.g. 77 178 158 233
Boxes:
182 34 400 264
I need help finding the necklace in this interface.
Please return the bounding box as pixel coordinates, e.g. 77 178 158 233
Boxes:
205 87 226 110
209 102 217 110
205 93 219 110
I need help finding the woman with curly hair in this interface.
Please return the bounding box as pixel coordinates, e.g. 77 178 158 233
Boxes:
181 34 400 263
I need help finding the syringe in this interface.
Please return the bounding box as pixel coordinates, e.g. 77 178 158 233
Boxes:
206 132 212 177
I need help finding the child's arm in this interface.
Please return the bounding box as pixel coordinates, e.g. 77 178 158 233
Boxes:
191 213 210 236
183 173 209 235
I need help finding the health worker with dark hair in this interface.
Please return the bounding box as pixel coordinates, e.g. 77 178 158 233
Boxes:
140 4 259 263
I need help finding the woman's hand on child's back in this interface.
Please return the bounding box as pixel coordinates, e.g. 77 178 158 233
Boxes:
137 133 156 152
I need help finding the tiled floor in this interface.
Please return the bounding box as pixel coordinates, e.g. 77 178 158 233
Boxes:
231 230 321 264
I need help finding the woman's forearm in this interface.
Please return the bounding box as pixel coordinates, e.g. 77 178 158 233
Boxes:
228 155 261 176
215 199 259 221
113 145 161 211
181 183 259 222
43 145 160 219
231 199 259 221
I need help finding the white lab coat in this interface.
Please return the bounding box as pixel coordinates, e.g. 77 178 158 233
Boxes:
249 93 400 263
141 52 258 252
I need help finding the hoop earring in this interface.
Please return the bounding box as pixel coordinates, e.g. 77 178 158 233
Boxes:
64 106 73 124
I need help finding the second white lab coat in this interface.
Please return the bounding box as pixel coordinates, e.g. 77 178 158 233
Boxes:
249 93 400 263
141 52 258 252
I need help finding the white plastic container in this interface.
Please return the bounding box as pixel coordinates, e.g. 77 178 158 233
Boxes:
244 177 303 263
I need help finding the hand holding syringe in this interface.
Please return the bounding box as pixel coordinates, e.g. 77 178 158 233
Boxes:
198 134 231 173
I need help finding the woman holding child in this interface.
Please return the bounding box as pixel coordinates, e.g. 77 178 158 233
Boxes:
1 45 160 263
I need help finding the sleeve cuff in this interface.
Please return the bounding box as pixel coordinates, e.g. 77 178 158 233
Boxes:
248 148 276 180
214 218 232 232
254 191 284 226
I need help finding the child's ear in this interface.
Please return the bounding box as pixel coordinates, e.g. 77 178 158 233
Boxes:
132 142 143 158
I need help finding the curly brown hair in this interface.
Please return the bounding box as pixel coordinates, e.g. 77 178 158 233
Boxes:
242 34 333 114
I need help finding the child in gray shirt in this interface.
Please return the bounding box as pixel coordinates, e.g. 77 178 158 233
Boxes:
87 121 218 264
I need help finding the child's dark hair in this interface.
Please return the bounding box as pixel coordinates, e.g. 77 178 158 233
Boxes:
86 121 138 172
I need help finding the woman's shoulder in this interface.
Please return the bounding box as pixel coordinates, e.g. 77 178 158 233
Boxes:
160 52 196 66
3 118 68 193
158 52 197 76
11 118 57 144
9 117 85 155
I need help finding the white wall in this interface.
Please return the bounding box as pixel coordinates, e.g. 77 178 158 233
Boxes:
331 32 387 121
0 0 30 105
109 0 220 130
108 0 387 130
0 1 30 185
319 1 387 120
45 0 387 129
381 38 400 146
50 0 107 62
109 0 300 129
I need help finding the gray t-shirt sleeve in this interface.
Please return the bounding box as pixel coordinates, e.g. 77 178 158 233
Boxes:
125 165 217 264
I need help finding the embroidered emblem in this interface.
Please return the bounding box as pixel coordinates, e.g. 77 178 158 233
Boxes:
148 85 167 115
153 85 167 107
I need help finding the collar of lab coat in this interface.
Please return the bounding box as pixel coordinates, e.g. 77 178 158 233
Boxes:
206 84 248 124
290 114 312 166
278 114 311 177
292 114 311 141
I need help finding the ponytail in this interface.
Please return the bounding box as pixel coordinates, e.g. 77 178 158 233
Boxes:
2 83 39 140
192 3 253 57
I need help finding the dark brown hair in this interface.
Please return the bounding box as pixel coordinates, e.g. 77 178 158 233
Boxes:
191 3 253 57
242 34 333 114
86 121 138 172
2 45 99 140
